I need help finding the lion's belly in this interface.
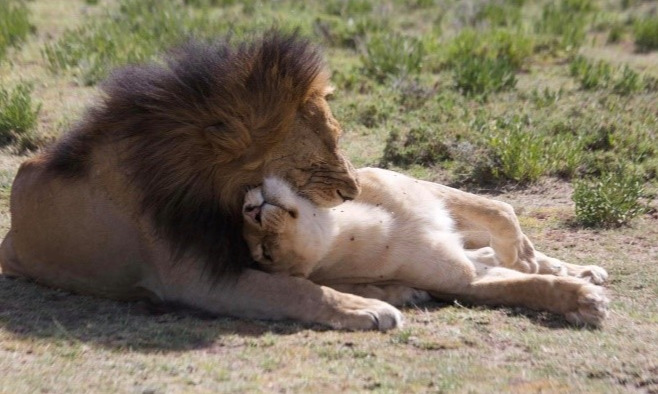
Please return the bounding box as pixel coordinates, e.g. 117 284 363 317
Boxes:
0 161 152 299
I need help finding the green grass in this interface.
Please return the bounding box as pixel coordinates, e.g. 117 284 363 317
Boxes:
633 15 658 52
0 82 41 151
0 0 33 61
573 168 647 227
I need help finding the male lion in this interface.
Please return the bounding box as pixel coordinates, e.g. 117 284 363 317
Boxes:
242 168 610 326
0 34 406 331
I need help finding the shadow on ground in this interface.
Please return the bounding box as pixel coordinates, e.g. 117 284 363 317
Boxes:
0 273 589 354
0 274 315 353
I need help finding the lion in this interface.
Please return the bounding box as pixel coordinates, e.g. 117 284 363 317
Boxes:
242 168 610 326
0 33 407 331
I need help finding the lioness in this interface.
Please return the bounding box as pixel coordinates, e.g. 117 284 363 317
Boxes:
242 168 610 326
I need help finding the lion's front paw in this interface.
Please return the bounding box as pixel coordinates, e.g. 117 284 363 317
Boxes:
325 295 404 332
564 284 609 327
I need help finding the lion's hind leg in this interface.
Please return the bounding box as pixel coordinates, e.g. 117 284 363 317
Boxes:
534 251 608 285
436 258 609 327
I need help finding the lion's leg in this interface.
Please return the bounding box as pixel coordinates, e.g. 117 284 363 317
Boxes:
465 244 609 285
328 284 431 307
419 180 538 273
438 256 609 326
153 266 404 331
534 251 608 285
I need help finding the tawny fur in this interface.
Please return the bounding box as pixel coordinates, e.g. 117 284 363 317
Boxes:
243 168 611 326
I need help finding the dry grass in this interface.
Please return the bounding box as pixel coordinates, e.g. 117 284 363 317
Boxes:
0 0 657 392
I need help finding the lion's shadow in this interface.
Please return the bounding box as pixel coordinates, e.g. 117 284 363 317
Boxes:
0 275 578 353
0 275 311 353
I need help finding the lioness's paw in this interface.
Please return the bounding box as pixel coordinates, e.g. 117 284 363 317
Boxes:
328 298 404 332
576 265 608 285
565 284 609 327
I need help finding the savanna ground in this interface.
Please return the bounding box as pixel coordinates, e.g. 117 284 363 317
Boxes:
1 0 657 392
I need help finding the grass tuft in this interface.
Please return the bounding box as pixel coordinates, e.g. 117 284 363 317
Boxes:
633 15 658 52
361 32 425 82
42 0 227 86
0 82 41 151
0 0 33 61
573 168 647 227
447 29 532 97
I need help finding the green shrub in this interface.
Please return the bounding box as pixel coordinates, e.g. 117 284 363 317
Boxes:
324 0 373 17
42 0 228 85
474 1 523 28
573 169 646 227
569 56 645 94
361 33 425 82
447 29 532 97
613 65 643 95
535 0 596 51
0 0 33 61
381 126 452 168
487 115 549 183
633 16 658 52
0 82 41 151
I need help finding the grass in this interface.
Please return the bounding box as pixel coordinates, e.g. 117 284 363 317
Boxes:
0 0 32 62
573 168 647 228
0 0 657 392
0 82 41 151
633 15 658 52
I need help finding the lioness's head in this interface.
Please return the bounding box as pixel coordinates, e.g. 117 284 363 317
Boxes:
242 177 333 277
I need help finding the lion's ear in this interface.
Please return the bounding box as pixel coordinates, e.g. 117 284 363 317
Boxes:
203 122 252 161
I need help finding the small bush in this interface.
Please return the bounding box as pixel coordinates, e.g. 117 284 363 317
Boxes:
569 56 614 90
535 0 596 51
324 0 373 17
613 65 643 95
42 0 228 85
0 83 41 151
0 0 33 61
447 29 532 97
569 56 646 94
633 16 658 52
487 116 548 183
361 33 425 82
381 126 452 168
573 169 646 227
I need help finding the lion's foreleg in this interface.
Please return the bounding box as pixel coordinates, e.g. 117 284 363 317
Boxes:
156 267 404 331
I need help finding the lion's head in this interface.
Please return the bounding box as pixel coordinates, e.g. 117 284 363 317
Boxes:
44 32 359 277
242 177 333 277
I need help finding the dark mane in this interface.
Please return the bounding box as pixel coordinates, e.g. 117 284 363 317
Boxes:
44 31 330 278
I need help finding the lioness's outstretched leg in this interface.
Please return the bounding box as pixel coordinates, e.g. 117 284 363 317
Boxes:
447 258 609 326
